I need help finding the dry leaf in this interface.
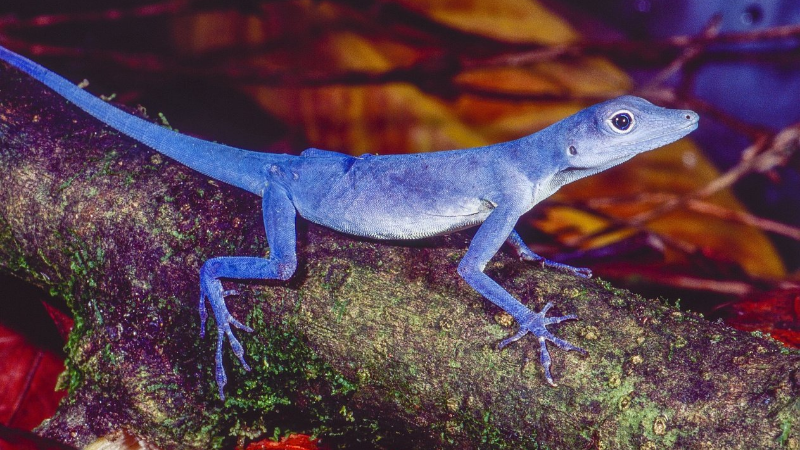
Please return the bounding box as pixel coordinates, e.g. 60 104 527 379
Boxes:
389 0 577 44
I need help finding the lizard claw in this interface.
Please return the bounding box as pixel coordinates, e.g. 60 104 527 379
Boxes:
199 277 254 400
521 254 592 278
498 302 587 386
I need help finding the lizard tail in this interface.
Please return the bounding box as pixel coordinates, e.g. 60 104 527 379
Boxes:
0 45 289 196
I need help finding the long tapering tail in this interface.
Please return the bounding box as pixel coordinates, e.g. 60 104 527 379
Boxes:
0 45 289 196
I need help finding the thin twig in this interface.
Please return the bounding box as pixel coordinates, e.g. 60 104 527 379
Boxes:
0 1 188 29
598 267 756 296
637 15 722 93
578 193 800 242
669 22 800 46
639 124 800 223
473 22 800 70
685 200 800 241
546 199 699 256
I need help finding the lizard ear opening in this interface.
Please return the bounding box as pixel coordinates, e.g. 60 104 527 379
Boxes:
607 110 635 134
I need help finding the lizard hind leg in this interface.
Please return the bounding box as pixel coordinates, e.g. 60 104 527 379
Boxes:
199 186 298 400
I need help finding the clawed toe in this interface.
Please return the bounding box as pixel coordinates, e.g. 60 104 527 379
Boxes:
199 295 209 338
525 255 593 279
226 328 251 370
543 260 592 278
499 303 585 386
229 316 254 333
498 329 528 349
199 279 254 400
571 267 592 278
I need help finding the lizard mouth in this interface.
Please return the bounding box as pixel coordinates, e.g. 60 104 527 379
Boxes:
564 120 698 173
618 120 699 152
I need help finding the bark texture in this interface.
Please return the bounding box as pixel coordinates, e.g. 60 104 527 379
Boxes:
0 63 798 450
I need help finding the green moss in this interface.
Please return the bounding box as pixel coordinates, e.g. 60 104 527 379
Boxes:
63 313 89 393
39 229 113 396
434 409 545 450
778 419 792 446
609 395 682 447
195 306 392 449
0 217 30 274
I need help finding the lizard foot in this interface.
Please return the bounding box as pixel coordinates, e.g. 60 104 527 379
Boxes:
199 277 254 400
498 302 587 386
521 254 592 278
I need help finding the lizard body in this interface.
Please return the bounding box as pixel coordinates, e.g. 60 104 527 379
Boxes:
0 46 699 399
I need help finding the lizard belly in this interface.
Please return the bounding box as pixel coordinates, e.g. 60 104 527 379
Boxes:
300 196 493 240
285 153 496 239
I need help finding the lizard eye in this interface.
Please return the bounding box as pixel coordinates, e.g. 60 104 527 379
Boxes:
608 110 634 134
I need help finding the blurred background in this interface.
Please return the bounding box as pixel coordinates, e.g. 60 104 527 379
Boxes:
0 0 798 447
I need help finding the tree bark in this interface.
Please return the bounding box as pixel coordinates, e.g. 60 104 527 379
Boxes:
0 62 798 450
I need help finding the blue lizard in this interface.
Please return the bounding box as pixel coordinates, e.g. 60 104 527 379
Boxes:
0 45 699 399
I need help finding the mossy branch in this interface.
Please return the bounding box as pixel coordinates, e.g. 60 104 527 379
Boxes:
0 63 798 450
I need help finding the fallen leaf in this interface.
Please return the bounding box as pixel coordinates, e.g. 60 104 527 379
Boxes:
0 322 67 436
723 288 800 347
243 434 322 450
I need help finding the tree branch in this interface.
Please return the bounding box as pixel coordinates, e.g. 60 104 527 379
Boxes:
0 61 798 450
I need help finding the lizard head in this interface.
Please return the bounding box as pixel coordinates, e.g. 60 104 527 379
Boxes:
548 95 698 184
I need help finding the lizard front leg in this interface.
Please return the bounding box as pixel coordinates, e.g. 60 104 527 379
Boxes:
459 207 586 386
506 229 592 278
198 185 298 399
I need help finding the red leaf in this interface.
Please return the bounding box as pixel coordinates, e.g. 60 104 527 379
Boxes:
243 434 323 450
0 322 67 436
39 302 73 343
724 288 800 348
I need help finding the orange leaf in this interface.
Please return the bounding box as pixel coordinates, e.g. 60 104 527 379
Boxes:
388 0 577 44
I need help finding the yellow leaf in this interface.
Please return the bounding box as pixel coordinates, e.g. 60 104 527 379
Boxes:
389 0 577 44
246 84 487 154
456 58 630 98
540 139 786 278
